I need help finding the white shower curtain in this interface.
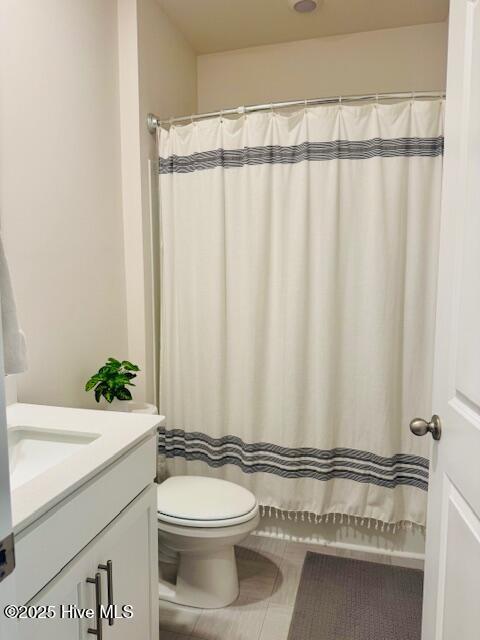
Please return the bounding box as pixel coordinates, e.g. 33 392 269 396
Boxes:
157 100 444 528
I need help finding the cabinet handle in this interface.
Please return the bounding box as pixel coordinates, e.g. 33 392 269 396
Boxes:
98 560 114 626
86 572 103 639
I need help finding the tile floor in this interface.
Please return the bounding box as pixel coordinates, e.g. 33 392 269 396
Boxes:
159 536 423 640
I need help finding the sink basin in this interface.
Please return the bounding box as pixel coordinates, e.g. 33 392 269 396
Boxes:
8 426 99 491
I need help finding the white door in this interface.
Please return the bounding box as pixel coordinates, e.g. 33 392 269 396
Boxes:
419 1 480 639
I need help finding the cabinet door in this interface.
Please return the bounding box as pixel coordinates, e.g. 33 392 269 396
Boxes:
94 485 158 640
22 485 158 640
18 543 96 640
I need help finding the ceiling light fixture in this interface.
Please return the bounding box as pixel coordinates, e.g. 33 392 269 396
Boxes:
289 0 319 13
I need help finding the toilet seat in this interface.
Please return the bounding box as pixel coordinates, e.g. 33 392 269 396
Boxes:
157 475 258 528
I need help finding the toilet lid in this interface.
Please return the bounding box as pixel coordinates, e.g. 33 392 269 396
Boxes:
157 476 258 526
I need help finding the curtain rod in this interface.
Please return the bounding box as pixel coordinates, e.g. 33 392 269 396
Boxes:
147 90 445 133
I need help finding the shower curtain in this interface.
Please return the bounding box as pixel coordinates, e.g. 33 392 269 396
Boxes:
157 100 444 528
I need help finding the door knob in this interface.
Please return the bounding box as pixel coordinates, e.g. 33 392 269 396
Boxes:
409 415 442 441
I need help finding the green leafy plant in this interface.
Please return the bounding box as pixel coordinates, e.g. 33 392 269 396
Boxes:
85 357 140 403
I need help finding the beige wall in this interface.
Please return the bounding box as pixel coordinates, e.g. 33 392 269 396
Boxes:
0 0 128 408
118 0 197 404
0 0 196 409
197 22 448 112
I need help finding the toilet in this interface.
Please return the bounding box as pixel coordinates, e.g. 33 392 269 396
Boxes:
157 475 260 609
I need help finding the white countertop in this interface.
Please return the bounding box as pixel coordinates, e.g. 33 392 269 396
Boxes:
7 403 164 533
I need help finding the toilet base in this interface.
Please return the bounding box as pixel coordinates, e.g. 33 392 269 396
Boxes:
159 545 239 609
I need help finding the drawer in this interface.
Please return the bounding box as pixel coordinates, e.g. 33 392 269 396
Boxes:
14 434 156 604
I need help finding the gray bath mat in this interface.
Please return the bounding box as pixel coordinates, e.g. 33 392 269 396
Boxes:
287 552 423 640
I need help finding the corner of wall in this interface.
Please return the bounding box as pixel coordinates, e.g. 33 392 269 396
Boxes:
117 0 198 406
117 0 149 402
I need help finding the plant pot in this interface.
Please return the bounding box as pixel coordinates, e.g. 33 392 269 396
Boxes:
105 398 158 414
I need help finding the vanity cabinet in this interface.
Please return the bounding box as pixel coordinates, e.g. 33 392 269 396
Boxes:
21 486 156 640
12 429 160 640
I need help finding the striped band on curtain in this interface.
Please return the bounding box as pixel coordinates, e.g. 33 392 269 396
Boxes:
157 100 444 528
159 136 444 174
158 428 429 490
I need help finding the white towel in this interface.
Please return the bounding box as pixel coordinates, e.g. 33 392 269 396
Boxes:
0 237 27 374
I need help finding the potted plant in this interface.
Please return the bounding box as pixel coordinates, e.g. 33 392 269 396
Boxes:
85 357 157 414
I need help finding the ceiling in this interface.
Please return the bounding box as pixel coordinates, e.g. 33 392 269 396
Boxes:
158 0 449 54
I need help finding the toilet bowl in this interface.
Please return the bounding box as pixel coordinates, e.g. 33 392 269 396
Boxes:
157 476 260 609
